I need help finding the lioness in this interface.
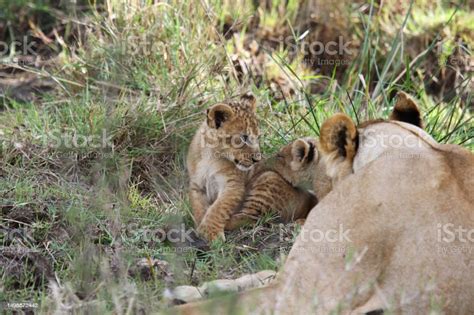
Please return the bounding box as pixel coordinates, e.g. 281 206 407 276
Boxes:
177 103 474 313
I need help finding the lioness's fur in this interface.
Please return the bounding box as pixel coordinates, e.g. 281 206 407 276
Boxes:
177 111 474 313
389 91 423 129
187 93 261 241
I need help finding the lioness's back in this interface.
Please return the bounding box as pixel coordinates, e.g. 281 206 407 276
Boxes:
277 146 473 314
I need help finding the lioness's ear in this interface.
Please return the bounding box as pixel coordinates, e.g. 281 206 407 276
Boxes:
319 113 358 161
206 104 234 129
390 91 423 129
240 92 257 112
290 138 317 170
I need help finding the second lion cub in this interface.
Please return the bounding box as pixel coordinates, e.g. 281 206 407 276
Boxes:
226 138 319 229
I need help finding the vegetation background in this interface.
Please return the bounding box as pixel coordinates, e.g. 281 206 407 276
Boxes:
0 0 472 313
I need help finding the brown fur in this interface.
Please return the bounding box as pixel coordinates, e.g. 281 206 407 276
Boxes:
187 93 261 241
359 91 424 129
318 113 358 188
319 113 358 160
389 91 423 128
225 139 319 229
225 171 317 229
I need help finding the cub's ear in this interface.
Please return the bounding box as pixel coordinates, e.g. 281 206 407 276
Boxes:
206 103 234 129
240 92 257 112
319 113 358 161
290 138 317 170
390 91 423 129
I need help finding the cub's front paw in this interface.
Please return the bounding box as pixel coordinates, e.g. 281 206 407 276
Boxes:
197 221 226 242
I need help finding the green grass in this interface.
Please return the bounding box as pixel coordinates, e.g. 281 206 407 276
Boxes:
0 0 472 313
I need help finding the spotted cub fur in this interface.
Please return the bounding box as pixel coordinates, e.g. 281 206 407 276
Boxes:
226 138 319 229
187 93 261 241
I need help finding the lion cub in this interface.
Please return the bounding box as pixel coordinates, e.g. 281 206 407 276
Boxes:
226 138 319 229
187 93 261 241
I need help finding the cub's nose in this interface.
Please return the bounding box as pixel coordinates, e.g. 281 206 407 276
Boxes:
251 153 262 163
